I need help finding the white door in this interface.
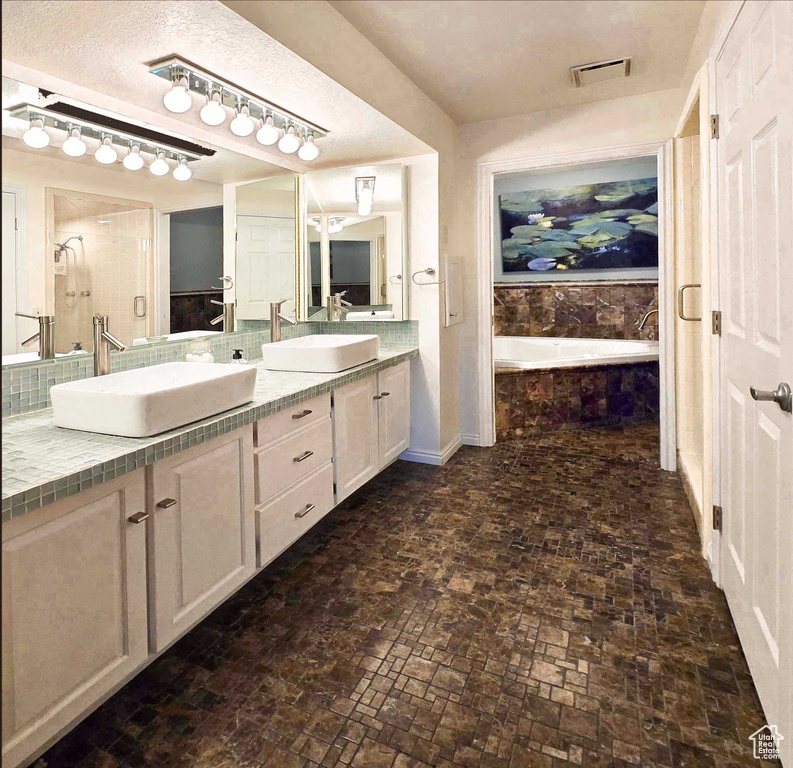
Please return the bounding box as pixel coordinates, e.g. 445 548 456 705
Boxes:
2 191 20 355
333 375 379 502
377 361 411 467
716 0 792 758
148 428 255 651
236 215 295 320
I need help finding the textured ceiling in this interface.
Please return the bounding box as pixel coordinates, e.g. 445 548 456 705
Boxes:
329 0 706 125
1 0 430 178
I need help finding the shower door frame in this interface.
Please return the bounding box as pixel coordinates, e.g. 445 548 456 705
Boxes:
45 188 156 345
475 140 677 471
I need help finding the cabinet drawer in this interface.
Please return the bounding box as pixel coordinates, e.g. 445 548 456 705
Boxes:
255 416 332 503
254 393 331 447
257 461 335 569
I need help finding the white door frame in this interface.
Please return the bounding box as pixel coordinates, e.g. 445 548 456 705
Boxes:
2 184 28 350
475 141 677 470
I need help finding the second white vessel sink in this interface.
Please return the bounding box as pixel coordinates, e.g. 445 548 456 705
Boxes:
261 334 379 373
50 362 257 438
346 311 396 321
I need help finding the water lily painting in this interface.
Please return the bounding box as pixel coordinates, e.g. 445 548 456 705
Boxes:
499 177 658 273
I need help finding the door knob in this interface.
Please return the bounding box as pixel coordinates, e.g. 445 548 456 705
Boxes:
750 382 792 414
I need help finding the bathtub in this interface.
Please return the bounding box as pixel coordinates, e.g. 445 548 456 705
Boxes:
494 336 659 371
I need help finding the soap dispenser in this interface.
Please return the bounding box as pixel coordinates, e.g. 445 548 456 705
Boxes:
230 349 247 364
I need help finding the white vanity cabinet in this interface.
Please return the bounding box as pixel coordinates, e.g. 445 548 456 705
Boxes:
147 427 255 651
333 360 411 502
2 471 149 768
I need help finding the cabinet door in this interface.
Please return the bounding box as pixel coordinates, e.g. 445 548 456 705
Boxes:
333 374 379 502
377 361 411 468
2 471 148 768
148 426 255 651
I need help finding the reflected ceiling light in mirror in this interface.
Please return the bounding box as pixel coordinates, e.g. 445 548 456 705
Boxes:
172 156 192 181
148 56 329 159
355 177 376 216
23 117 50 148
256 114 279 146
149 151 170 176
328 217 345 234
278 124 300 154
95 135 118 164
297 132 319 161
123 142 145 171
199 90 227 126
162 72 193 113
230 101 255 136
62 126 87 157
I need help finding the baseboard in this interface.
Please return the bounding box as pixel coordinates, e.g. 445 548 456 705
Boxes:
461 433 481 446
400 434 463 466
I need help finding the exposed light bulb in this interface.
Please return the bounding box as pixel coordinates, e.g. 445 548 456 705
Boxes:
256 115 279 146
278 124 299 154
123 143 144 171
199 91 226 126
328 218 345 234
23 117 50 149
163 75 192 113
149 151 170 176
356 179 374 216
297 133 320 161
172 157 192 182
62 127 87 157
95 135 118 165
230 102 254 137
314 220 322 232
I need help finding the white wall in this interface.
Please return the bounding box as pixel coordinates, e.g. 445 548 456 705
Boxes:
453 88 683 443
2 147 222 314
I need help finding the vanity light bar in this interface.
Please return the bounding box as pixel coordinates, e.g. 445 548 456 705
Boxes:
8 104 205 162
148 55 328 158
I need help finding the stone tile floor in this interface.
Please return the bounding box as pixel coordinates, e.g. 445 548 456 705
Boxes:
36 424 778 768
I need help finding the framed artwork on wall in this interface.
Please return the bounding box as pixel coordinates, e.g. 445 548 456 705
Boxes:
499 177 658 274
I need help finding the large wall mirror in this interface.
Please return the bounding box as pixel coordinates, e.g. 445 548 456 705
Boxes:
1 75 297 367
304 164 408 320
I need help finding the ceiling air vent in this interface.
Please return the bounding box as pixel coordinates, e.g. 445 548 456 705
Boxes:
571 57 632 87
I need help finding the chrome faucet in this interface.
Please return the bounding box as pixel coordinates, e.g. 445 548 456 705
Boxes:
16 312 56 360
326 292 352 322
210 301 236 333
639 308 659 331
270 299 297 343
92 314 126 376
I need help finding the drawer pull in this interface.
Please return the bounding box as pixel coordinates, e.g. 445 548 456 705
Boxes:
373 395 383 400
128 511 149 524
381 392 390 397
295 503 315 519
294 450 314 463
157 498 177 509
292 409 313 420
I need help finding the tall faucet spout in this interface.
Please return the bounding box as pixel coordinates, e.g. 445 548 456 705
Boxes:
101 330 126 352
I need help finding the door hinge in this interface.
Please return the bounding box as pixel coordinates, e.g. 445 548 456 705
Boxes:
711 310 722 335
712 505 723 531
15 217 19 231
710 114 719 140
333 482 337 495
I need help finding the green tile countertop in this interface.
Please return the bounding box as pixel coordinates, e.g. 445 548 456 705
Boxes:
2 347 418 521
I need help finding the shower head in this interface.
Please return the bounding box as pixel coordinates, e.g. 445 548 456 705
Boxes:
54 235 83 250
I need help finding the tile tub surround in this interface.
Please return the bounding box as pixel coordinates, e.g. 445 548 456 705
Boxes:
34 424 773 768
2 347 418 521
1 321 418 418
494 282 659 340
496 361 660 439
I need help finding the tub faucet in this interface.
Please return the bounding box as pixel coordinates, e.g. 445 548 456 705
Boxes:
16 312 56 360
92 314 126 376
639 308 658 331
270 299 297 343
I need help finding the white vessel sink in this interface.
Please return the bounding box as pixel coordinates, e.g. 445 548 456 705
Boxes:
132 330 221 346
346 311 396 321
261 334 379 373
50 362 257 438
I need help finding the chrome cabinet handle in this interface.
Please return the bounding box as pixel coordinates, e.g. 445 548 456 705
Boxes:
373 395 383 400
380 392 390 397
294 450 314 463
750 382 792 414
677 283 701 321
157 498 177 509
128 511 149 524
133 295 146 318
295 503 315 519
292 409 312 420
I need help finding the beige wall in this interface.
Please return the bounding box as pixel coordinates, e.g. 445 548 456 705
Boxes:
453 88 684 442
2 147 222 315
